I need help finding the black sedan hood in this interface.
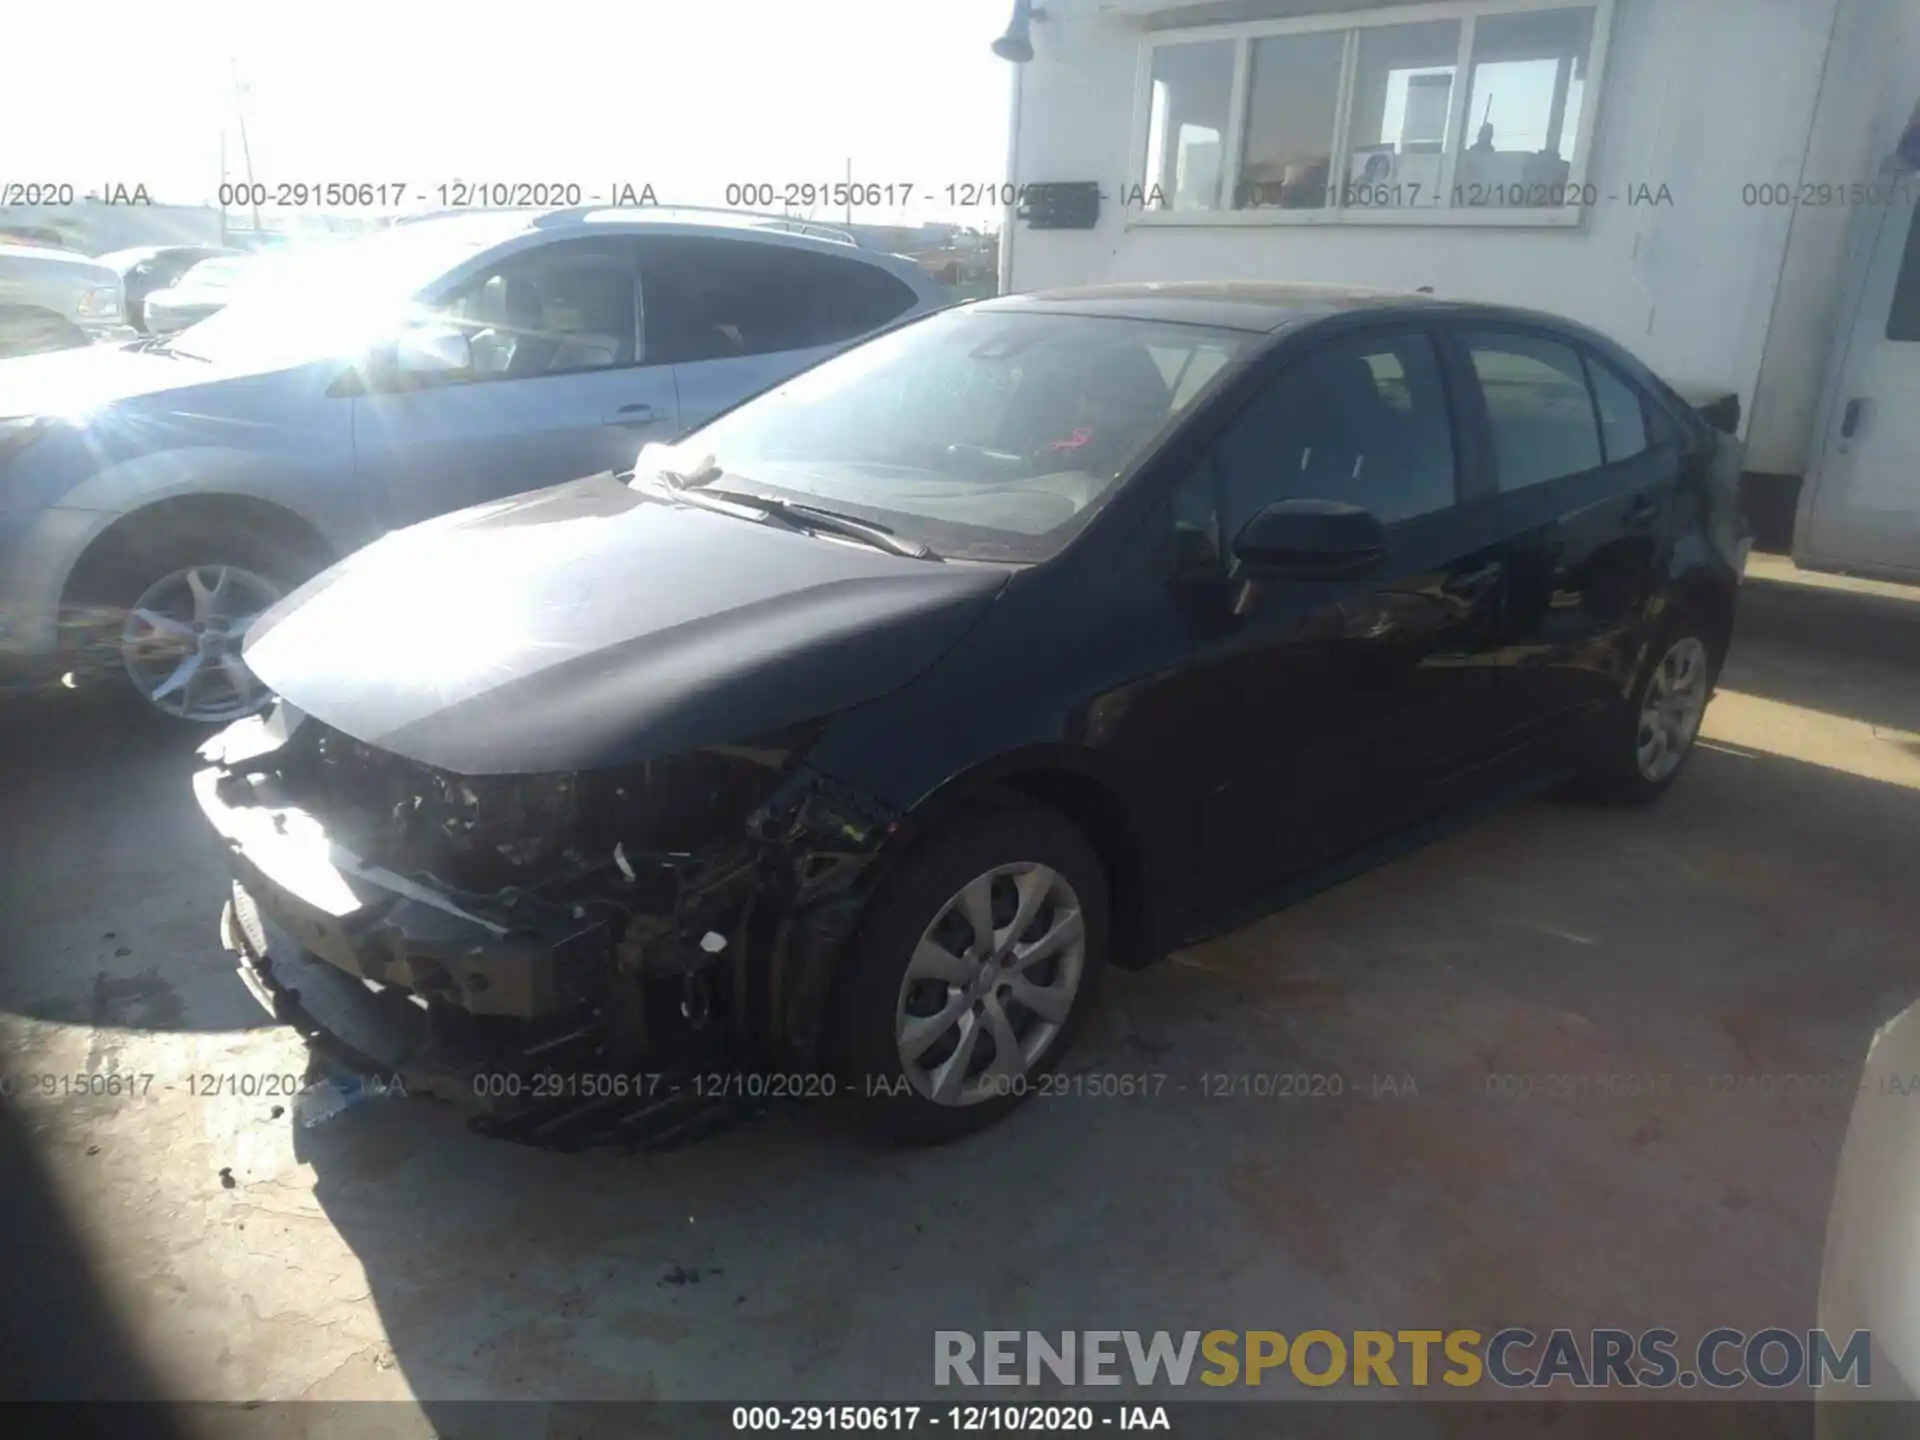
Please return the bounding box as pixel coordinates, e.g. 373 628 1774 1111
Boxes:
242 474 1007 774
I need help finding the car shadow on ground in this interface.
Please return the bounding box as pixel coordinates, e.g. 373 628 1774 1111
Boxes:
5 589 1920 1424
267 720 1920 1416
1727 581 1920 736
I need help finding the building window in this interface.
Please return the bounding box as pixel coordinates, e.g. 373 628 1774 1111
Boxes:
1133 0 1611 227
1234 31 1346 211
1144 41 1236 212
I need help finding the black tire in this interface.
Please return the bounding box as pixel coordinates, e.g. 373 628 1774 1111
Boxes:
60 519 328 726
826 803 1109 1145
1565 606 1725 806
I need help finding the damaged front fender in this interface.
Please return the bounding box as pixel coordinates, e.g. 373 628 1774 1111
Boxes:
195 702 906 1144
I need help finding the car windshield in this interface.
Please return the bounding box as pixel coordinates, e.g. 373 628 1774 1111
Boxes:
165 220 522 365
638 307 1251 563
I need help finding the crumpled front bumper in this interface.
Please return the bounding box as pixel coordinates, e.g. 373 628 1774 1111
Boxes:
194 710 611 1022
194 707 621 1113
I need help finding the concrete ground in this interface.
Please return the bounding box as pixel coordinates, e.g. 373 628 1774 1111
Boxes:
2 562 1918 1427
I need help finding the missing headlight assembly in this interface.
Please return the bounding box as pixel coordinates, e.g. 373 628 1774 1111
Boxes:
193 702 900 1150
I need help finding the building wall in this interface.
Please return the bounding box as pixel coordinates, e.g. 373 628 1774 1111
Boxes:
1006 0 1907 473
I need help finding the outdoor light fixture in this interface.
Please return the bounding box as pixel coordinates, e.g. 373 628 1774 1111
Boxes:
992 0 1046 63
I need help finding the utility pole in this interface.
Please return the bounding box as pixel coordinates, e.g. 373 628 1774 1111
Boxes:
218 128 228 244
231 58 262 237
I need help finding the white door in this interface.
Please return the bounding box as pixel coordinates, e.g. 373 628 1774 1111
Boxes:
1801 180 1920 581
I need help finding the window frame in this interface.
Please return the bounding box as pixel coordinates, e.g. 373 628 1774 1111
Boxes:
1206 321 1466 533
636 233 922 365
1449 322 1611 494
1128 0 1615 231
377 235 648 391
1578 348 1652 467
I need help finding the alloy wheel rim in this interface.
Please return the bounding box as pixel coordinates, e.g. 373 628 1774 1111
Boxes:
120 564 281 721
1635 635 1709 782
894 862 1087 1107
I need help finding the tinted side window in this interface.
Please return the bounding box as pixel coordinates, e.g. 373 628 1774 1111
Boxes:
643 237 919 363
1585 355 1649 463
1463 331 1602 490
1214 330 1456 531
432 240 638 378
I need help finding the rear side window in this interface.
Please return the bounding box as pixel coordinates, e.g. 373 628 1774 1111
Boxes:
642 236 919 363
428 238 639 378
1463 331 1602 490
1585 355 1649 463
1213 329 1456 529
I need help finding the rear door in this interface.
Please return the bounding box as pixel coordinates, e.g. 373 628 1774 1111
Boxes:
350 236 678 529
1170 324 1514 916
1447 326 1679 739
639 235 926 434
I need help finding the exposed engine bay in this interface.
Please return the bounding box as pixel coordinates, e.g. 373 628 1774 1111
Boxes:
194 703 901 1150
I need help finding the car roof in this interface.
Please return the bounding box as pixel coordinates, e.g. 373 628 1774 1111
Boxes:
975 281 1592 336
397 204 871 253
0 241 112 269
97 243 230 267
387 204 938 289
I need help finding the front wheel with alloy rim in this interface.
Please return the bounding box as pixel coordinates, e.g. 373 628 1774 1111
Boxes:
119 563 285 722
828 805 1108 1144
1571 616 1722 804
62 524 322 724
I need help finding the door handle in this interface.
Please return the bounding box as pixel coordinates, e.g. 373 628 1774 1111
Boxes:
1624 494 1658 528
605 402 659 427
1840 397 1865 440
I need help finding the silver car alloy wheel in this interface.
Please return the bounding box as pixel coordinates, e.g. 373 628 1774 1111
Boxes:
120 564 282 722
1635 634 1710 783
894 861 1088 1107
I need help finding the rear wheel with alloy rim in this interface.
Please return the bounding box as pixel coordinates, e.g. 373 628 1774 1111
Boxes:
831 804 1107 1143
1634 634 1710 784
1569 613 1722 804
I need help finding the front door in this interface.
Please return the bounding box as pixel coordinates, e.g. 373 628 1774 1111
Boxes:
351 237 678 531
1172 325 1512 919
1801 181 1920 581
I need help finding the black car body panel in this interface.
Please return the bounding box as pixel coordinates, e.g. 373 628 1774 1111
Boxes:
240 472 1009 774
197 287 1743 1146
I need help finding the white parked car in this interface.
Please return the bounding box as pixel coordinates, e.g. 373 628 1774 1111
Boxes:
0 243 135 357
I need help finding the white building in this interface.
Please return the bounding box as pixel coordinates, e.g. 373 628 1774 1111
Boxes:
999 0 1920 567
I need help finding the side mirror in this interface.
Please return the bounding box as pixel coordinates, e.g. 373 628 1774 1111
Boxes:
1232 499 1387 580
392 325 473 377
1694 392 1740 436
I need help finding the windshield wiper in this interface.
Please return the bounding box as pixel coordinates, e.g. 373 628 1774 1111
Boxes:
696 486 936 560
129 334 210 360
637 470 934 560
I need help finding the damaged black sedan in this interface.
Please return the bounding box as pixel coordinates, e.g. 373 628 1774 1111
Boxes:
195 283 1743 1146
